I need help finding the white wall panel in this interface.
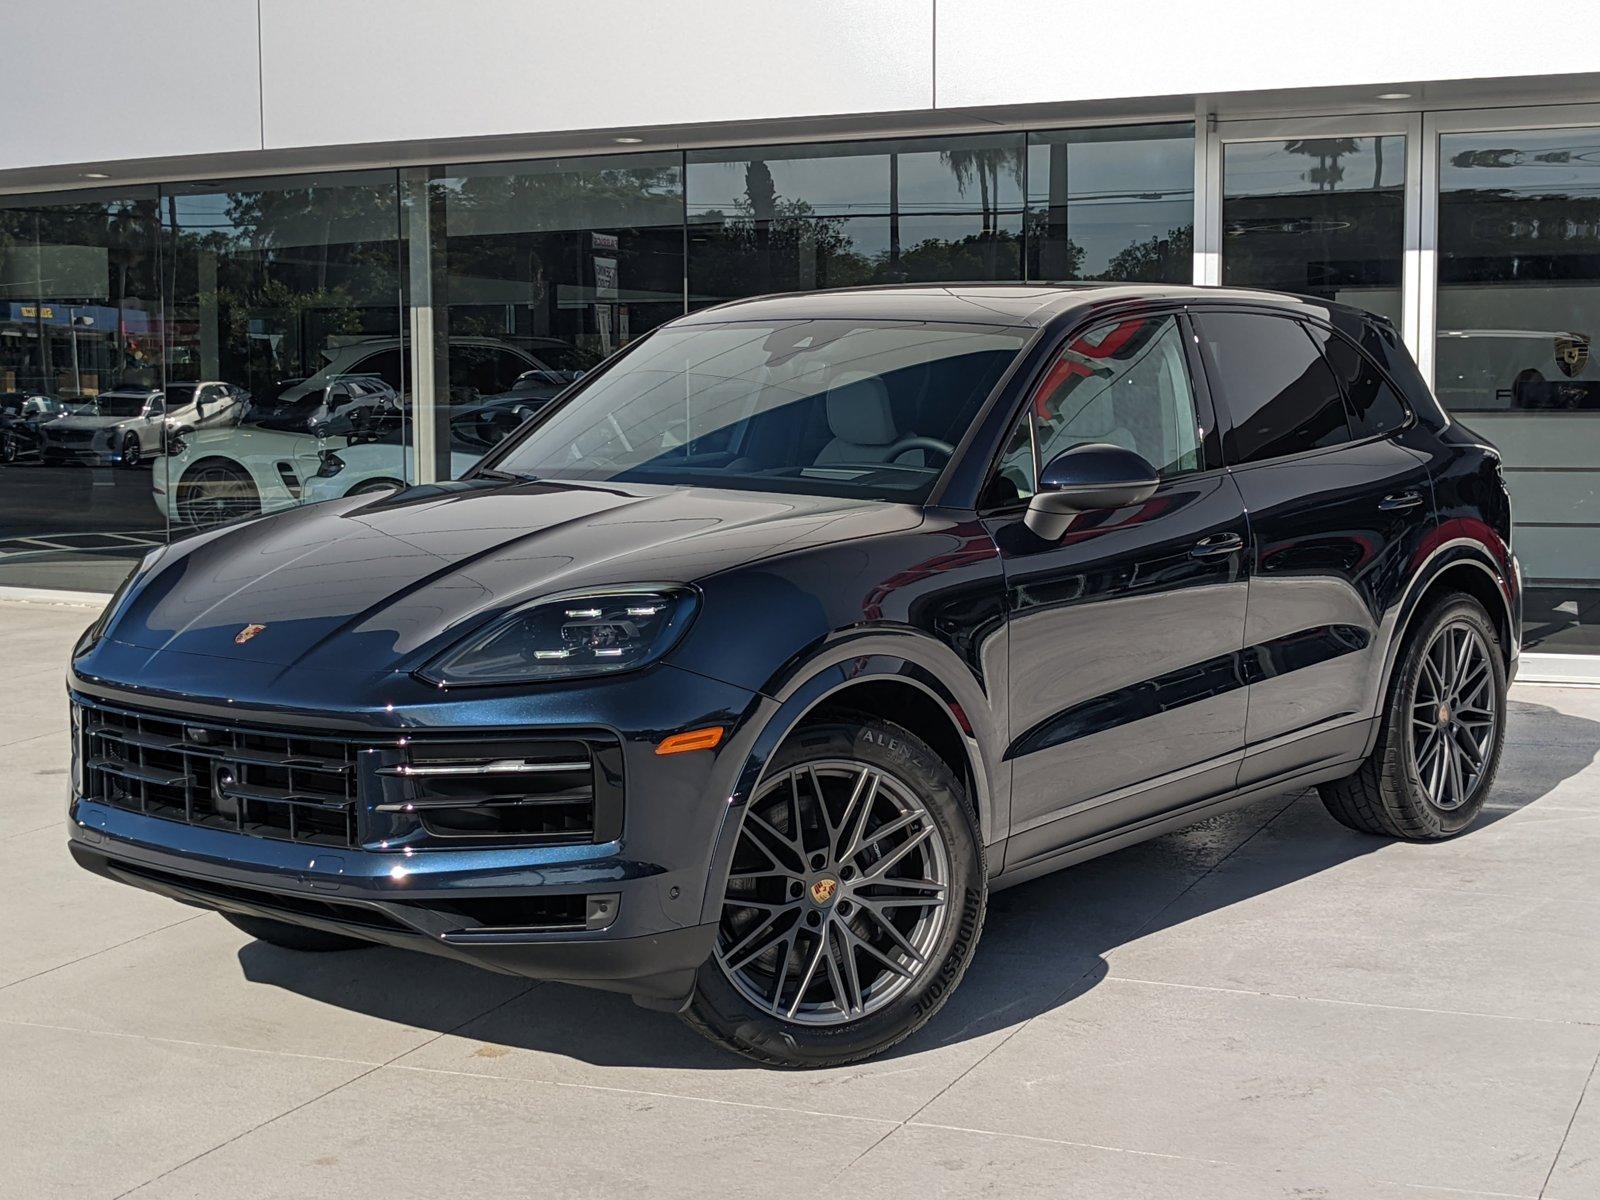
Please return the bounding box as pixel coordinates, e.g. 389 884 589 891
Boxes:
2 0 262 170
937 1 1600 109
258 0 933 149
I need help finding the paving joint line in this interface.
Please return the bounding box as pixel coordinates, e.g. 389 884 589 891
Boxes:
1102 975 1600 1028
1539 1042 1600 1198
0 913 206 993
831 794 1302 1184
111 981 547 1198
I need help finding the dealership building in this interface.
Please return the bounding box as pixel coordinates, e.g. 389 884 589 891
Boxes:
2 1 1598 678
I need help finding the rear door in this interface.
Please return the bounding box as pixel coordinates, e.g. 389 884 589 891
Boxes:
1193 307 1434 785
984 309 1251 867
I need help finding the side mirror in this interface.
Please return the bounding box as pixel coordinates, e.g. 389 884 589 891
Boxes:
1024 443 1160 540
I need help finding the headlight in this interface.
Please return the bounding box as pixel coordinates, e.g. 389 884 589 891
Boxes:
418 586 698 686
74 545 166 659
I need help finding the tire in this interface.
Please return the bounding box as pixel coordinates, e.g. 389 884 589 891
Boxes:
1319 595 1507 840
683 714 986 1067
221 912 374 952
0 433 16 464
176 459 260 528
120 432 142 469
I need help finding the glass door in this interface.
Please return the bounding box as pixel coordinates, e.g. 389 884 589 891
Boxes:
1202 115 1421 349
1424 105 1600 657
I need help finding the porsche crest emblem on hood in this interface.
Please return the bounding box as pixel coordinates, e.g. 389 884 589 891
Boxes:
234 623 267 645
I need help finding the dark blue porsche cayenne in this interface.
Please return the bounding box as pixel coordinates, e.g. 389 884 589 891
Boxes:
68 284 1519 1066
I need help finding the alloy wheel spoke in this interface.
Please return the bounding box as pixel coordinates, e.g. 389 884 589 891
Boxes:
836 768 881 863
842 922 917 980
743 808 804 871
860 823 934 882
767 928 800 1010
722 909 792 972
1450 723 1486 767
854 898 929 965
785 930 832 1019
823 925 865 1017
847 810 924 865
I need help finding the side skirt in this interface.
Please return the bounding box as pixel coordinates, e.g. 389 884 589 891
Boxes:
990 754 1364 893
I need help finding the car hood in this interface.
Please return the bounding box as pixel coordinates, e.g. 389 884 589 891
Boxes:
107 479 920 676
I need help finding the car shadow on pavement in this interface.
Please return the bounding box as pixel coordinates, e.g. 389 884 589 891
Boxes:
236 697 1599 1069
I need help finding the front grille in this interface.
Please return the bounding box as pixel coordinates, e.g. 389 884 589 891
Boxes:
78 700 361 848
74 698 626 850
48 428 99 446
373 737 623 845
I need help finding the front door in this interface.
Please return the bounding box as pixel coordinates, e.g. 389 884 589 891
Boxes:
983 310 1251 869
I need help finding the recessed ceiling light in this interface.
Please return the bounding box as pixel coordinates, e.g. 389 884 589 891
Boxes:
613 136 644 145
82 172 110 179
1376 92 1412 100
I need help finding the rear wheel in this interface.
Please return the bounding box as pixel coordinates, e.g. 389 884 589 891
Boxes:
1319 595 1507 840
222 912 373 952
176 459 260 528
683 714 986 1067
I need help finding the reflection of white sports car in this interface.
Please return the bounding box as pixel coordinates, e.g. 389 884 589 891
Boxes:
154 423 330 528
301 441 480 504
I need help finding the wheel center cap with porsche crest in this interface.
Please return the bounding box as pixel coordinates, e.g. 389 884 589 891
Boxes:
809 877 839 906
234 623 267 645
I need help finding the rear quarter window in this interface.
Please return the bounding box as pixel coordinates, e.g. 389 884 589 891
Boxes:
1196 310 1352 464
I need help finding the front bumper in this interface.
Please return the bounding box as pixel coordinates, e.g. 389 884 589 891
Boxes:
66 656 772 1006
67 825 717 1003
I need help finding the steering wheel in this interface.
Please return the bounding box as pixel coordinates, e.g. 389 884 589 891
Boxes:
883 436 955 465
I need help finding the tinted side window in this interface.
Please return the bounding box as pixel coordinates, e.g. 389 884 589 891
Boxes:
1198 312 1352 464
1319 324 1410 437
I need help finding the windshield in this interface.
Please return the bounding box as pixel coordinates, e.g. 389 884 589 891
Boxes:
92 393 151 417
491 319 1027 501
164 383 198 405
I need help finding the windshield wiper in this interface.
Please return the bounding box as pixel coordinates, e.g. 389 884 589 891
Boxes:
475 467 538 483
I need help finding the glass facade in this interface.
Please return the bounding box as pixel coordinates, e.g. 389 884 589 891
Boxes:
158 171 407 534
687 134 1027 302
1222 135 1407 327
1026 123 1194 281
0 122 1196 598
1436 126 1600 653
4 108 1598 661
0 189 162 590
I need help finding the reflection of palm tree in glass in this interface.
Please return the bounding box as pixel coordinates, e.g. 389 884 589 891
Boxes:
745 161 777 292
940 148 1023 234
941 147 1023 276
1284 138 1360 191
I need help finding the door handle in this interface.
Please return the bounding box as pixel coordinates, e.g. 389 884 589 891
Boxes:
1379 490 1424 511
1190 532 1244 559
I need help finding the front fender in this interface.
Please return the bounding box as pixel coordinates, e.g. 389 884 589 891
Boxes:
693 639 1009 928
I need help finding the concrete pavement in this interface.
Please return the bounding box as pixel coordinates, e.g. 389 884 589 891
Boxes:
3 597 1598 1199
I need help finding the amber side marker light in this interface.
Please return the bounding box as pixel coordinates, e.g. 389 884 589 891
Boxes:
655 726 725 756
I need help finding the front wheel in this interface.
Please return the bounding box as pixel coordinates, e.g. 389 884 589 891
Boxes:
683 714 986 1067
1319 595 1507 840
119 432 142 468
0 433 17 464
